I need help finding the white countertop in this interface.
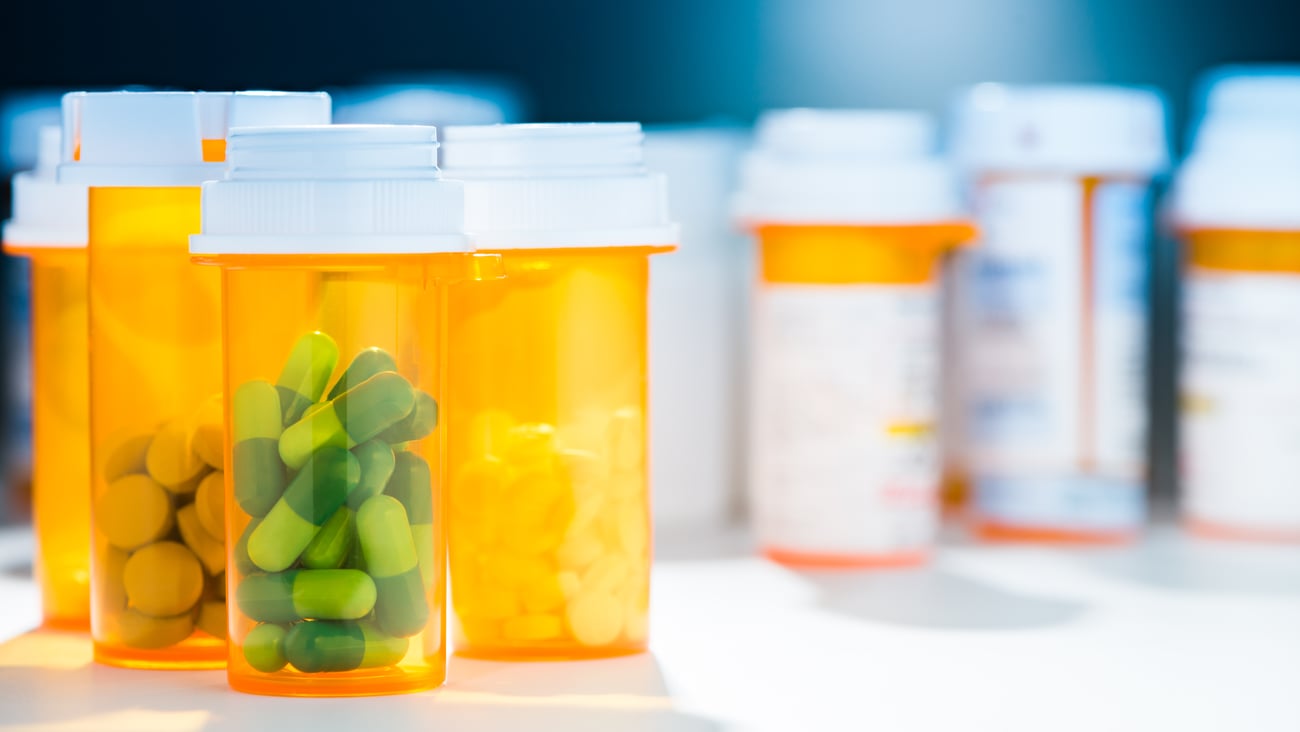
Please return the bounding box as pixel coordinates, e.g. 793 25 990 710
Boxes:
1 522 1298 731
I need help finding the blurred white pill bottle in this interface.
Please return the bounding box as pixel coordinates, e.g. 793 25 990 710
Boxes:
734 109 975 567
946 84 1169 543
1172 66 1300 542
643 125 750 530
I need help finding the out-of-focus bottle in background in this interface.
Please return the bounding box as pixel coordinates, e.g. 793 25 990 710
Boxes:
947 85 1169 542
735 109 975 567
331 75 526 130
0 92 63 525
643 124 749 530
3 125 90 627
1172 66 1300 542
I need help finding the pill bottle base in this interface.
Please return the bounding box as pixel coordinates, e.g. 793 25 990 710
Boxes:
973 520 1138 546
229 668 444 698
42 616 90 633
1185 517 1300 544
762 547 929 570
94 639 226 670
453 643 648 662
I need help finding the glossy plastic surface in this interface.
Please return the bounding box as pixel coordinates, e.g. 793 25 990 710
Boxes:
447 247 666 659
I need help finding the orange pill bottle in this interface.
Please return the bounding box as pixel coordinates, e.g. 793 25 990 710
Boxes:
194 125 481 695
3 126 90 628
59 91 330 669
442 123 676 659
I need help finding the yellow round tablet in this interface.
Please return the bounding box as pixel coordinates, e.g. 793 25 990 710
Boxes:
196 601 226 640
503 614 562 641
117 608 194 650
194 471 225 541
190 394 224 470
177 504 225 576
96 474 173 551
103 432 153 482
565 590 623 647
123 541 204 617
146 418 206 491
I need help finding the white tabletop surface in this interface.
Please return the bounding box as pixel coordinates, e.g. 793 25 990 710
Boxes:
0 521 1298 732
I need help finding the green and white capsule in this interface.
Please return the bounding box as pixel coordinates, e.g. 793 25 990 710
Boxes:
300 506 354 569
357 494 429 638
377 391 438 445
232 381 287 518
276 331 339 425
283 620 408 674
349 439 396 510
243 623 289 673
278 372 415 470
385 452 435 589
327 347 397 401
237 569 376 623
247 447 360 572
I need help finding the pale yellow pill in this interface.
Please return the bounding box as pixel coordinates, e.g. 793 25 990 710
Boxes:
611 472 646 500
194 471 225 541
623 605 648 643
101 547 130 611
606 407 644 473
565 591 623 647
457 617 502 645
616 501 649 557
556 531 603 571
469 409 517 458
582 556 631 596
117 608 194 650
177 504 225 575
146 418 206 491
464 586 520 621
503 614 563 641
103 432 154 482
522 575 566 614
97 474 173 551
190 395 225 470
555 449 605 496
123 541 204 617
503 423 557 467
557 570 582 600
452 457 511 517
196 601 226 640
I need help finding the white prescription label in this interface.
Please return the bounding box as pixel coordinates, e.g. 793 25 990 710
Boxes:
953 177 1148 531
1182 269 1300 531
751 283 938 555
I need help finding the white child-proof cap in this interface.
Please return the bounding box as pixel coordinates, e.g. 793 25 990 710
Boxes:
191 125 466 255
1172 66 1300 230
58 91 331 187
732 108 964 226
3 126 87 247
439 123 677 249
949 84 1169 177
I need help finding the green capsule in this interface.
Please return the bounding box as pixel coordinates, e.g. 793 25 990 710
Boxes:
357 494 428 638
349 439 395 510
276 332 340 425
327 348 397 401
247 447 360 572
237 569 376 623
243 623 289 673
232 381 287 518
233 518 261 576
279 372 415 470
283 620 408 674
376 391 438 445
386 452 435 588
301 507 354 569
